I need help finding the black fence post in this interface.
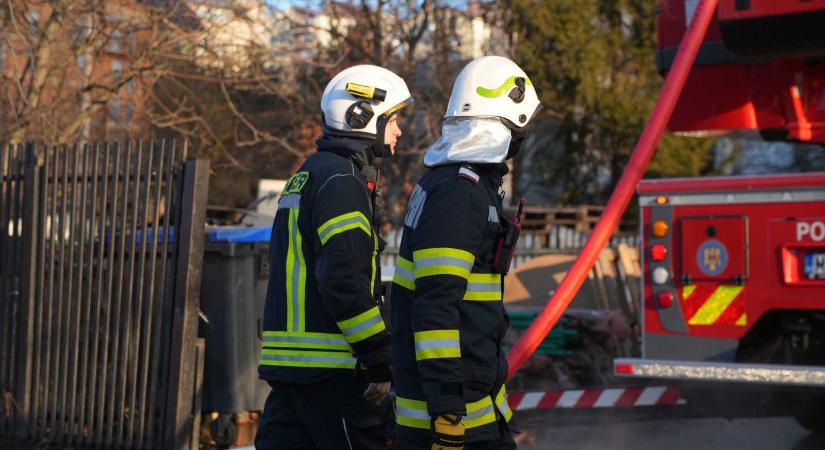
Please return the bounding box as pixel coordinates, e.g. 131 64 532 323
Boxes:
163 158 209 450
16 143 42 437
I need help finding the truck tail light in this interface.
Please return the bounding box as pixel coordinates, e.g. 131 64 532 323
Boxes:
615 363 634 375
657 291 674 308
653 220 669 237
652 267 670 285
651 244 668 261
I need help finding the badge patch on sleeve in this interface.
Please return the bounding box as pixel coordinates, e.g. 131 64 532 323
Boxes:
404 184 427 229
283 171 309 194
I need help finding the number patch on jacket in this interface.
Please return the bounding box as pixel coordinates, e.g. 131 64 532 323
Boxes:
284 171 309 194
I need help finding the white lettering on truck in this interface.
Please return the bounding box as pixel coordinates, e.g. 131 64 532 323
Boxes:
797 221 825 242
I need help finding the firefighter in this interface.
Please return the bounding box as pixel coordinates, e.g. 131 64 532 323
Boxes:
391 56 540 450
255 65 414 450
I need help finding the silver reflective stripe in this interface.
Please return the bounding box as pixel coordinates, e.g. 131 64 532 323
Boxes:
467 404 495 419
414 256 473 271
395 265 414 282
404 184 427 229
414 338 460 352
341 313 384 338
396 405 429 420
488 206 499 223
614 357 825 386
318 214 370 242
264 335 348 347
261 353 356 365
466 282 500 292
278 193 301 210
496 395 511 415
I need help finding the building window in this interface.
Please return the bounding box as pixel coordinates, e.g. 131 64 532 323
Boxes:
111 59 122 84
124 102 134 125
109 29 122 53
28 11 40 36
125 63 134 92
110 97 120 124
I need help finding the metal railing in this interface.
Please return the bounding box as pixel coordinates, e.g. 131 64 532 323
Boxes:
380 227 639 270
0 141 209 450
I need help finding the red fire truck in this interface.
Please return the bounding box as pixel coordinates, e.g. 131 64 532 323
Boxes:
614 0 825 431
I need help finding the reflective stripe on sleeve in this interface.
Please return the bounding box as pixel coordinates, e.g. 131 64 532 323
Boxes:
395 394 500 430
337 306 386 344
277 193 301 211
392 256 415 290
464 396 498 429
317 211 371 245
414 329 460 360
395 396 431 429
495 385 512 422
412 247 474 280
463 273 502 301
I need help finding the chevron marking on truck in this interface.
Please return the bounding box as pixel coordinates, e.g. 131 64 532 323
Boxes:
681 284 747 326
506 386 684 411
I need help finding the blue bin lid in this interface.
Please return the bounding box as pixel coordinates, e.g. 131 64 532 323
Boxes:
205 226 272 243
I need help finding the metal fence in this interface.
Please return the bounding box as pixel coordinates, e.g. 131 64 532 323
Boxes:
0 141 209 450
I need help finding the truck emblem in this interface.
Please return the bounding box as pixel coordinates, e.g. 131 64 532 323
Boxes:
696 239 729 276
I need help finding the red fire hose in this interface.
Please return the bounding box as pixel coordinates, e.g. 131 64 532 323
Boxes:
506 0 720 380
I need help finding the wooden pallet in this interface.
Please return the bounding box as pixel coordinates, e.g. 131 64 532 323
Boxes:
506 204 637 233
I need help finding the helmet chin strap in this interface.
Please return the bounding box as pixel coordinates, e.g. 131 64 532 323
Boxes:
369 114 393 158
506 135 525 160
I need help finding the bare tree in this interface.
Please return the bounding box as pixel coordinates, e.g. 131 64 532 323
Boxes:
0 0 506 222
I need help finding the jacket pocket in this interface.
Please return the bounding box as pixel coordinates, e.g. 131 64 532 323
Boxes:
462 364 497 401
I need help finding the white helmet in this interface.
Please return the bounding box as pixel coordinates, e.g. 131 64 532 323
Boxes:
320 65 414 155
444 56 540 130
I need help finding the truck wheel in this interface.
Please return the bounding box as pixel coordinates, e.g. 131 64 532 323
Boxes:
210 413 238 448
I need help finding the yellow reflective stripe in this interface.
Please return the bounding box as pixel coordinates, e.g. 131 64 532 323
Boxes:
259 349 356 369
371 233 378 296
736 313 747 326
338 306 386 343
463 396 497 429
413 247 474 280
338 306 387 344
395 396 430 429
317 211 371 245
262 331 351 351
682 284 697 301
495 385 512 422
476 75 534 98
393 256 415 290
688 285 744 325
395 395 502 430
414 329 460 360
463 291 502 301
468 273 501 284
286 208 306 332
464 273 502 301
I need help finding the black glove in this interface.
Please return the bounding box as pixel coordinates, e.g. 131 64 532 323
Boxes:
431 414 464 449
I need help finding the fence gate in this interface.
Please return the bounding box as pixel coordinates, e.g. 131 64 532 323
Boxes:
0 141 209 450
